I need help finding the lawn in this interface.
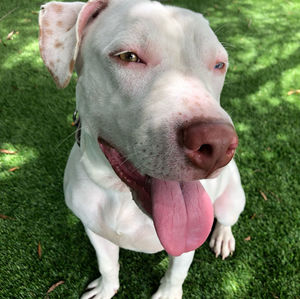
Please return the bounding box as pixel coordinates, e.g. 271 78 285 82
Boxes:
0 0 299 298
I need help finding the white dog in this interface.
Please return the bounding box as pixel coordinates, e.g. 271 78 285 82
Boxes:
39 0 245 298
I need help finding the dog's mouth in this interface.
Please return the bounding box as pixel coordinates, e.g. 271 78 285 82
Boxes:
98 137 214 256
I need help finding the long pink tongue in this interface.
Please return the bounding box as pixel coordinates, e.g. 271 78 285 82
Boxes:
151 179 214 256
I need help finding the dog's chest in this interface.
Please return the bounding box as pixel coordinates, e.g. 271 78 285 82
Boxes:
93 192 165 253
64 144 164 253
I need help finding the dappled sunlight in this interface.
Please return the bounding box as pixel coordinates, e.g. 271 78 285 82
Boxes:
278 41 299 61
233 36 258 66
66 212 81 227
281 66 300 109
250 81 281 107
2 40 41 70
238 59 300 111
262 150 276 161
221 263 253 298
154 256 169 272
0 143 38 180
253 43 283 72
235 122 251 133
276 134 289 142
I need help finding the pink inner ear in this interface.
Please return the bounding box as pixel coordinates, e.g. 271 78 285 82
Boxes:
76 0 108 44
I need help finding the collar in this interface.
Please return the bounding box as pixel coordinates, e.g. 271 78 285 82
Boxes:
73 110 81 147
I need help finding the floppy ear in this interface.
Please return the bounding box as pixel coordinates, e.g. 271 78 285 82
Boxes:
39 0 108 88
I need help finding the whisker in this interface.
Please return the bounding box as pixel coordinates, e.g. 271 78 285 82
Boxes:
220 41 236 50
119 151 139 167
54 122 90 151
223 80 239 86
214 24 228 35
55 128 79 150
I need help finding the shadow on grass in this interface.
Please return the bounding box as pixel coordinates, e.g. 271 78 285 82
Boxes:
0 0 299 298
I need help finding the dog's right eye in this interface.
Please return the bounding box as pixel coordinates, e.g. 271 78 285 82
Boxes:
214 62 226 70
115 51 141 63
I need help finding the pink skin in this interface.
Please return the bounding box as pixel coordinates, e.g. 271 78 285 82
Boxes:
77 1 108 45
111 46 227 73
209 48 228 72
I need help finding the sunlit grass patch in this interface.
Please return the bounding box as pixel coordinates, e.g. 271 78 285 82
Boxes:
221 265 254 298
2 40 41 70
0 143 38 179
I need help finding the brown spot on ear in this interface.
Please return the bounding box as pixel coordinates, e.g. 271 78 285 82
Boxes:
53 4 63 14
56 59 60 63
56 20 63 27
45 29 53 36
66 26 73 32
69 59 75 73
54 40 63 48
49 61 55 68
42 19 49 27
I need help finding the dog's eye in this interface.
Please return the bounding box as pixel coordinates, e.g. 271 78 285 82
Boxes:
214 62 226 70
117 51 141 63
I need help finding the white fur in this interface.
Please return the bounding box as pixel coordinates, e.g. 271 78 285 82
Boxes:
39 0 246 298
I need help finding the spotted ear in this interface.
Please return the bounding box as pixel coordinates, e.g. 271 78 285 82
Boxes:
39 0 108 88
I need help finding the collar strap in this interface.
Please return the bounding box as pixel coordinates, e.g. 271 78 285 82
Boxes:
73 110 81 147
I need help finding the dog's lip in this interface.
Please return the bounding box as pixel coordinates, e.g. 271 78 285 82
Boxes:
97 137 152 214
97 137 148 186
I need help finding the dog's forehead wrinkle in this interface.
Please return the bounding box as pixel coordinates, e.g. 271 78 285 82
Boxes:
101 1 187 51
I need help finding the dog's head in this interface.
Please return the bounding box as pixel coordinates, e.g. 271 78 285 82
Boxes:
39 0 238 256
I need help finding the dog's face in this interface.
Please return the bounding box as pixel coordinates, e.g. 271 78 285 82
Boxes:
75 0 233 181
39 0 238 256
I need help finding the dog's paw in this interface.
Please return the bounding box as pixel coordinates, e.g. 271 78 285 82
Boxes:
209 222 235 260
152 282 182 299
81 277 119 299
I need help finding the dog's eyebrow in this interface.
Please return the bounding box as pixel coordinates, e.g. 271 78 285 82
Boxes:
103 38 147 58
101 21 153 54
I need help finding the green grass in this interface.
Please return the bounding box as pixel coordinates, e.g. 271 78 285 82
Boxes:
0 0 299 298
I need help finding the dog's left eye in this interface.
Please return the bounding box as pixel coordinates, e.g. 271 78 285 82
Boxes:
116 51 141 63
214 62 226 70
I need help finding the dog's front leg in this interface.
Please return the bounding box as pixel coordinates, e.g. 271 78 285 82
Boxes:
152 251 195 299
209 221 235 259
209 161 245 260
81 228 120 299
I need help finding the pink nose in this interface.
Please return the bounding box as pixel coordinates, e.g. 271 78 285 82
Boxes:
182 122 238 176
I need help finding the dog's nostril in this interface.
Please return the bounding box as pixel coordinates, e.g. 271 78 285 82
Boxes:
198 144 213 157
181 121 238 176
